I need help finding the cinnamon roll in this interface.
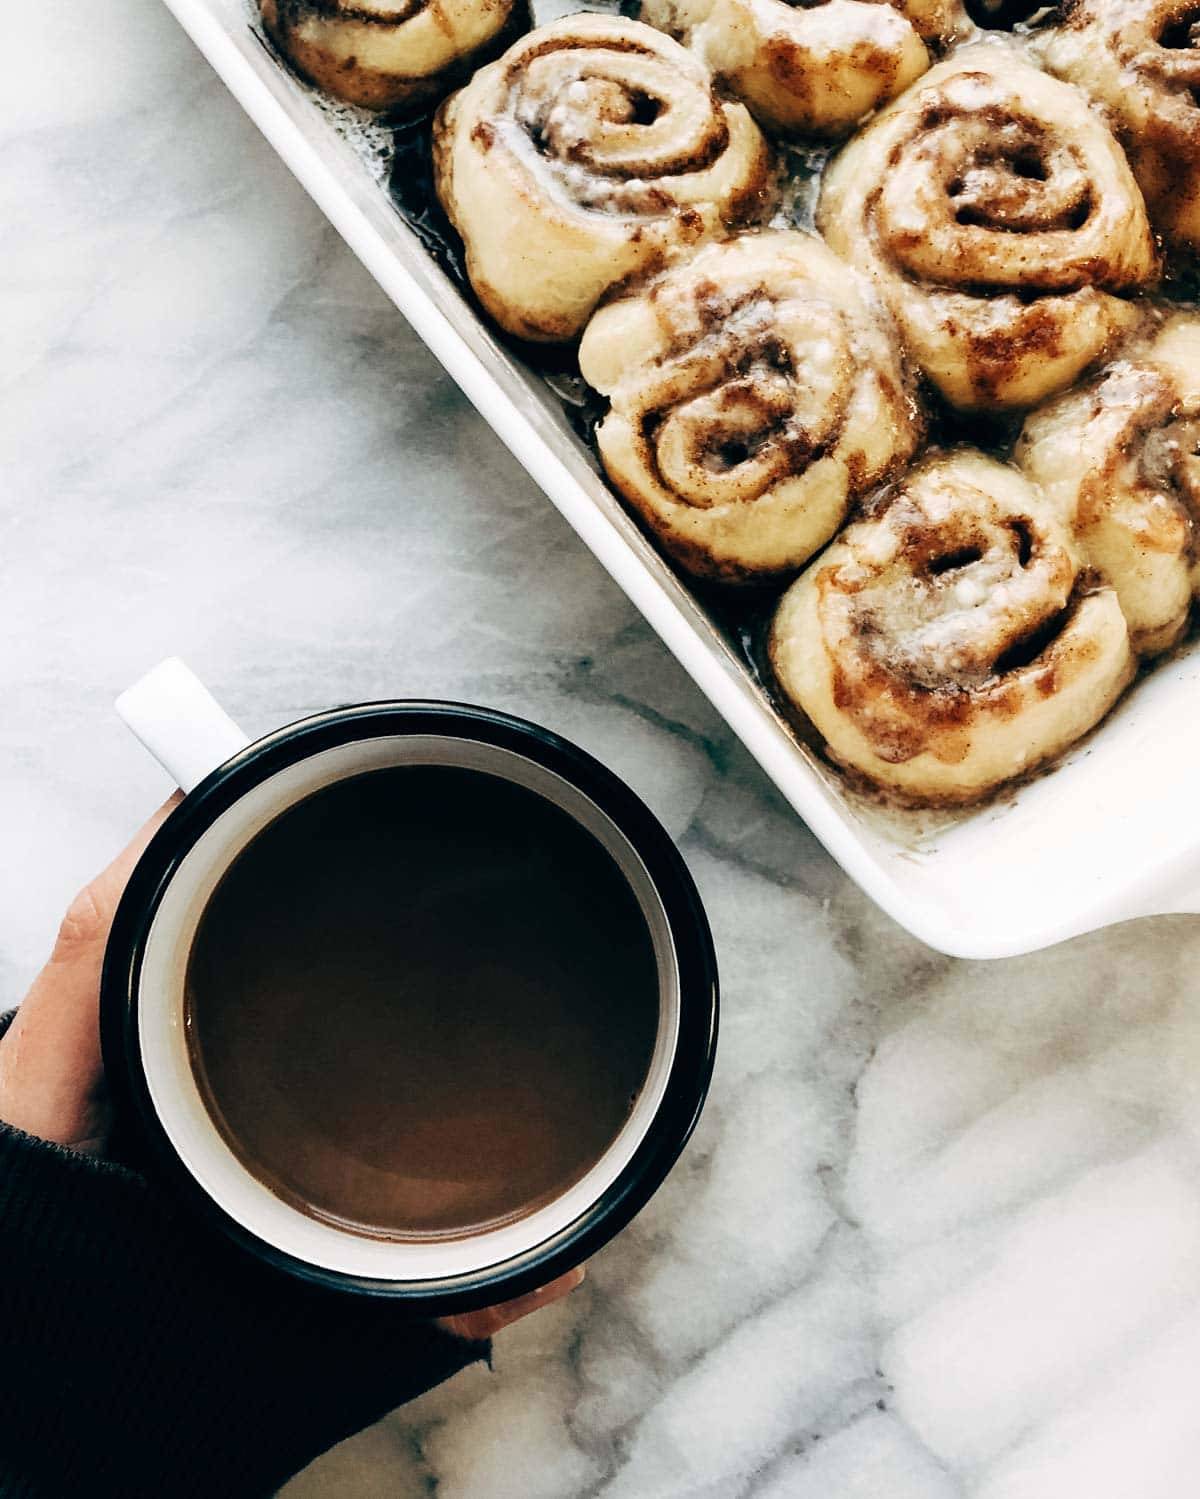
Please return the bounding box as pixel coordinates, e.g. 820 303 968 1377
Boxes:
260 0 523 113
1033 0 1200 252
769 451 1135 804
1018 315 1200 656
578 231 921 580
816 49 1159 411
640 0 961 139
431 14 772 342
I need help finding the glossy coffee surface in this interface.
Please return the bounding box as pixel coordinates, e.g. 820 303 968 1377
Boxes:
185 764 659 1240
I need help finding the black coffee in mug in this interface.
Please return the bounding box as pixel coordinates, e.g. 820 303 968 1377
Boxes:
184 764 660 1242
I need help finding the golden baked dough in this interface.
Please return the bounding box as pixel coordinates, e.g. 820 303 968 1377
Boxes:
816 47 1159 411
1018 315 1200 656
1033 0 1200 252
640 0 961 138
431 15 772 343
770 451 1135 804
578 231 921 580
260 0 522 112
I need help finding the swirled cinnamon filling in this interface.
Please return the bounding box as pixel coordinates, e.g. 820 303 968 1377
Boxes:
506 39 731 211
430 15 771 340
632 290 846 506
943 135 1093 238
818 50 1158 410
1015 316 1200 659
834 495 1073 693
577 230 918 579
1158 6 1200 49
769 451 1136 800
1035 0 1200 249
1142 416 1200 510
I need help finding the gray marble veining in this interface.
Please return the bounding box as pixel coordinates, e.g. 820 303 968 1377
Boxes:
6 4 1200 1495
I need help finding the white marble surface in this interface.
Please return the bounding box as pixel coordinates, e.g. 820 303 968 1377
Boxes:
6 4 1200 1495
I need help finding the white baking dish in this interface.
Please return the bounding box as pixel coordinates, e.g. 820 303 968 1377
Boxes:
159 0 1200 959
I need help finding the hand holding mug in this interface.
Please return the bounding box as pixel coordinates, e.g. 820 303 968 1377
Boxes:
0 668 715 1497
0 798 583 1341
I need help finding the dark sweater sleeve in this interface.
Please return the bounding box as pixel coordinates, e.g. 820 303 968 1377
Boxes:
0 1022 487 1498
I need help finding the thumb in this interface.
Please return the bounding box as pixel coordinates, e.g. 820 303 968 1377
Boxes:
0 796 181 1152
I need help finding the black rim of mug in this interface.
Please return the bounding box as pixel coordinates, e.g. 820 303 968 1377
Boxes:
100 701 718 1312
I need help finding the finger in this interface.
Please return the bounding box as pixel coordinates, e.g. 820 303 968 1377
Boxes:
0 795 182 1150
436 1265 586 1342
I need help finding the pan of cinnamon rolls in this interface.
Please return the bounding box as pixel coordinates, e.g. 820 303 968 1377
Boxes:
256 0 1200 814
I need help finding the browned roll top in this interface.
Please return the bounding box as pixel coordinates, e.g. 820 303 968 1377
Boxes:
818 49 1159 410
578 231 920 580
1035 0 1200 249
432 15 771 341
770 452 1135 803
261 0 523 112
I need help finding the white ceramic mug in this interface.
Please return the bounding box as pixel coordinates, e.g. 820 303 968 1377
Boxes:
101 660 718 1309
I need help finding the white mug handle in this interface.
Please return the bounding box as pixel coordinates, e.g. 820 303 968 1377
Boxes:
116 658 252 794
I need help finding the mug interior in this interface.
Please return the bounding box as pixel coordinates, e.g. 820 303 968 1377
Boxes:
138 733 681 1282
